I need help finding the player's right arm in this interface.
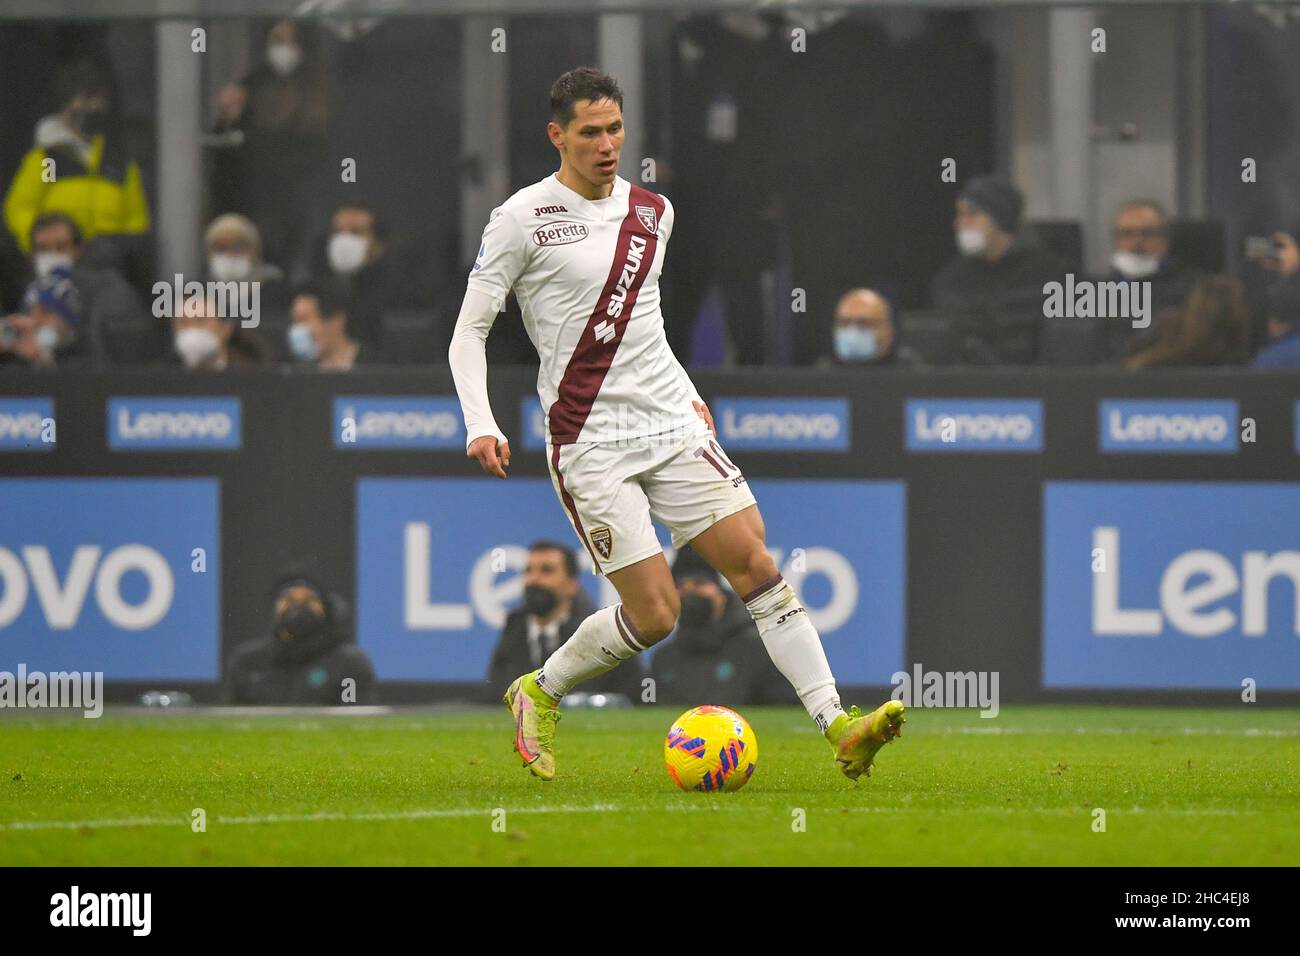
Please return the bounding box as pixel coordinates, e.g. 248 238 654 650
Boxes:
449 206 528 479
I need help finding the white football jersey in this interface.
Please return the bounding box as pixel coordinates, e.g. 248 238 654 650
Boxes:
467 173 701 445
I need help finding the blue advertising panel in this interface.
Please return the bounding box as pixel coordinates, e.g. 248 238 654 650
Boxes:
713 397 850 452
356 478 905 685
1044 482 1300 688
332 396 465 449
108 396 241 450
0 397 55 452
1099 400 1238 453
0 478 220 679
905 398 1042 452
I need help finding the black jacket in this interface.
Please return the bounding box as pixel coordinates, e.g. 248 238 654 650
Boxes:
224 594 375 706
486 589 644 701
651 592 791 707
930 239 1067 364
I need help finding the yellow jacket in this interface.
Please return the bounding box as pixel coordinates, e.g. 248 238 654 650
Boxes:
4 135 149 252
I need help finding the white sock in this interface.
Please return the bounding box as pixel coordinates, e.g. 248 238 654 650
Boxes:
745 576 845 733
534 604 646 700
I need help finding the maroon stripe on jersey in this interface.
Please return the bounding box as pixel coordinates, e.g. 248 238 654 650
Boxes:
550 443 602 570
547 186 666 444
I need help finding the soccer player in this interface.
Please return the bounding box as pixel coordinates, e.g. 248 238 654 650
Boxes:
449 67 904 783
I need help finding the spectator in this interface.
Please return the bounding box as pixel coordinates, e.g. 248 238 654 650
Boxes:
930 175 1065 364
1101 199 1199 358
487 541 641 701
1251 272 1300 369
651 547 789 707
4 59 149 257
27 212 152 365
1123 275 1249 369
204 213 289 347
225 571 375 706
288 279 386 370
817 288 919 367
297 202 396 347
170 292 270 371
211 18 329 268
0 271 87 370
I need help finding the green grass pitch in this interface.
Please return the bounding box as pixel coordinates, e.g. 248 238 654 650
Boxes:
1 705 1297 866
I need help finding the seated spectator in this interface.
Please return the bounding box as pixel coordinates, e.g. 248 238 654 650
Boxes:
170 292 270 371
296 202 396 347
1251 272 1300 370
487 541 641 701
0 271 87 370
28 212 152 365
1123 275 1249 369
288 279 386 370
817 288 919 367
4 59 149 257
650 547 789 707
225 571 374 706
930 175 1066 364
204 212 288 346
1101 199 1199 359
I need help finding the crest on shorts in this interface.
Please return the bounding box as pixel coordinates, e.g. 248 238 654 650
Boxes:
590 526 613 560
635 204 657 234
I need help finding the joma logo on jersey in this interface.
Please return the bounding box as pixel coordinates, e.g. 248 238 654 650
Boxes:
532 221 589 246
606 235 647 318
533 204 568 216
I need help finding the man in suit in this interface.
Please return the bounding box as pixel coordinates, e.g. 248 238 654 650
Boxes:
488 540 643 701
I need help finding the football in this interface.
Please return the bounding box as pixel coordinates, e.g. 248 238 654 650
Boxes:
663 705 759 792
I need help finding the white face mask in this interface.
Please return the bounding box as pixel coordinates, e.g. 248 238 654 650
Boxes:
174 327 221 368
328 232 369 275
957 226 989 257
287 323 321 361
209 253 253 283
34 252 75 278
35 324 61 353
1111 250 1160 279
267 43 302 77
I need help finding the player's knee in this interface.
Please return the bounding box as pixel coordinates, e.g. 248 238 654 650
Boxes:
736 546 780 594
630 591 680 645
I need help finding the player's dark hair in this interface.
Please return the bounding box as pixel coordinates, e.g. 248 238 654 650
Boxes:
529 540 579 579
549 67 623 127
292 277 354 324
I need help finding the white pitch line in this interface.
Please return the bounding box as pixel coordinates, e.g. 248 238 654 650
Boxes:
0 803 621 833
3 801 1280 833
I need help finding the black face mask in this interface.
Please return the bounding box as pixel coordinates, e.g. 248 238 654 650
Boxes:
276 602 326 641
523 585 559 617
678 593 714 628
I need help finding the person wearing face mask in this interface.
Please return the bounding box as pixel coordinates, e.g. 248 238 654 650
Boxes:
287 280 385 370
1100 200 1199 360
25 212 148 366
817 288 919 368
650 547 789 708
0 271 87 370
4 59 149 259
224 572 375 706
169 293 270 371
210 19 329 269
488 542 641 702
930 175 1066 364
298 203 395 348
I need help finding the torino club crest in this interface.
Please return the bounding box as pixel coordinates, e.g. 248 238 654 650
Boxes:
635 204 657 234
